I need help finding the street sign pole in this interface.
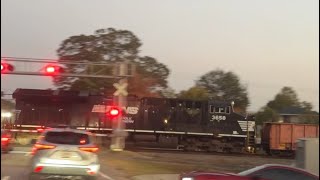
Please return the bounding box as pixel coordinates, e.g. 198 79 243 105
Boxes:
110 62 130 151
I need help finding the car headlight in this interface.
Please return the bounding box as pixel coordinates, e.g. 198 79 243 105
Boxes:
182 177 194 180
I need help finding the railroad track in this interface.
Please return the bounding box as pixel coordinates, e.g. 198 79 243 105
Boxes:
127 146 294 160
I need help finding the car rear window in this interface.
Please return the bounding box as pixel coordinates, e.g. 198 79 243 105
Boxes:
45 131 90 145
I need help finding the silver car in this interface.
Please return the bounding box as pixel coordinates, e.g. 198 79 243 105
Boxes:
29 128 100 180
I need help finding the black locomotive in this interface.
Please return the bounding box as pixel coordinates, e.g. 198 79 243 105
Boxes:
13 89 256 152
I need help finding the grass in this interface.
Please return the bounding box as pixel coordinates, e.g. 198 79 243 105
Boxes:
98 151 223 177
98 150 294 178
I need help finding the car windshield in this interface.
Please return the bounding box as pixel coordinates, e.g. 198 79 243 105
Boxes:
45 131 90 145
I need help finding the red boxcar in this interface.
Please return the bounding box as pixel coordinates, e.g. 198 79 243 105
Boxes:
262 122 319 155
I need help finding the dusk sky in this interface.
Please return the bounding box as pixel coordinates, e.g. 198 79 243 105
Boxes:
1 0 319 111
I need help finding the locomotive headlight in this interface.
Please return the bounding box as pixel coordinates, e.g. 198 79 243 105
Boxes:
164 119 168 124
247 146 255 153
1 112 12 118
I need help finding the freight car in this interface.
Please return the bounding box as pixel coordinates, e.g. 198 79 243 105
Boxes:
261 122 319 156
12 88 256 153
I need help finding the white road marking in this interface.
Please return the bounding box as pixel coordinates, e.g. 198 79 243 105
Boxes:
1 176 10 180
99 172 115 180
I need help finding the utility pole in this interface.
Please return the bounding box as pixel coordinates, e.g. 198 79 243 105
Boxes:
245 113 250 153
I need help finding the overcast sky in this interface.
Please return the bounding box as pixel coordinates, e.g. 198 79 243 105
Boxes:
1 0 319 111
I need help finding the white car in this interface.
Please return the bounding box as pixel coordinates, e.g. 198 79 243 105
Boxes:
29 127 100 180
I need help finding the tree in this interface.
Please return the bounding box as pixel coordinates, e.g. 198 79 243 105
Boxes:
127 71 161 98
255 106 280 125
132 56 170 95
53 28 170 97
267 87 300 111
178 86 209 101
196 69 249 111
256 86 318 125
160 87 177 98
299 113 319 124
300 101 313 112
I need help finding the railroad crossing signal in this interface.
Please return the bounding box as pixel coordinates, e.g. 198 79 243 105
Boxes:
1 62 14 73
1 57 125 79
113 82 128 96
44 65 64 75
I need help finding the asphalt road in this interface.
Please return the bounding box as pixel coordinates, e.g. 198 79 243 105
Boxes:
1 150 129 180
1 165 28 180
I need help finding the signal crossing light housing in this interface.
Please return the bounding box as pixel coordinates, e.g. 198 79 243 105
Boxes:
1 62 14 73
44 65 64 75
106 106 122 119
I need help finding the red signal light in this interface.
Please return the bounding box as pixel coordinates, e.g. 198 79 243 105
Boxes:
110 108 120 116
1 62 14 73
44 65 63 75
107 106 122 119
46 66 55 73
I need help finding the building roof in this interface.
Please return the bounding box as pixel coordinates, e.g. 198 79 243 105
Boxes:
279 107 305 115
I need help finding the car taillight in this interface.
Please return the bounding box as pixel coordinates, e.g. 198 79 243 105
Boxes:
1 137 9 142
79 146 99 153
86 168 96 175
33 166 44 173
31 143 56 155
37 128 44 133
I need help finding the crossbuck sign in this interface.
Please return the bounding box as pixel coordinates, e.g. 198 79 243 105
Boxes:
113 82 128 96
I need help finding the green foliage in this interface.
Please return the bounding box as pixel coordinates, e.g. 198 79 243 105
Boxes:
178 86 209 101
266 87 314 113
196 69 249 111
299 114 319 124
299 101 313 112
53 28 170 97
160 87 177 98
255 106 280 125
267 87 300 111
1 99 15 110
256 86 318 125
134 56 170 90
